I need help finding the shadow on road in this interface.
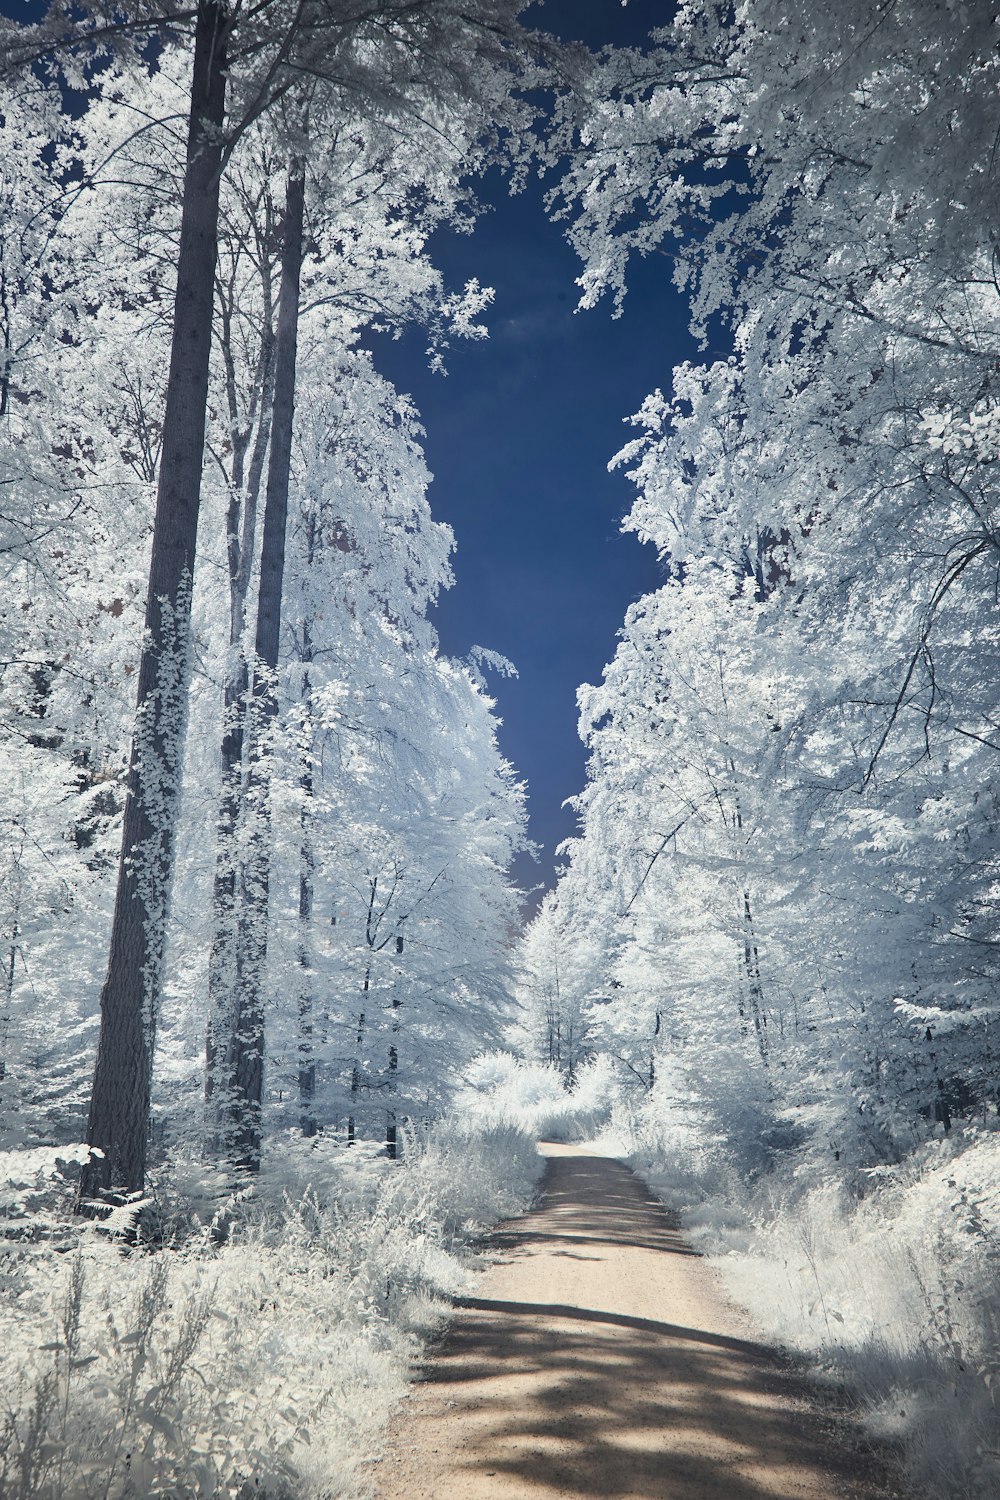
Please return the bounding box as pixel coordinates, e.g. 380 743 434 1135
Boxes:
487 1148 701 1262
452 1295 772 1356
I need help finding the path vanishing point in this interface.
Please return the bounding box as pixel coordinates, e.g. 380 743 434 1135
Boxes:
377 1143 901 1500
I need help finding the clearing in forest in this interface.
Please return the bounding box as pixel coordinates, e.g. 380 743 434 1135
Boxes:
377 1143 900 1500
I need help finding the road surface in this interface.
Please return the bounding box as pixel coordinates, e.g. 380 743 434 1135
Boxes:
376 1143 900 1500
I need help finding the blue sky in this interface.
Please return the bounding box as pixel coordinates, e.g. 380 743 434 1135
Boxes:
373 0 692 903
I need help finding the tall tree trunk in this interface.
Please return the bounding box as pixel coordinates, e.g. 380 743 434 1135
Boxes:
348 975 369 1146
297 805 316 1136
204 654 250 1116
205 298 277 1116
729 762 768 1067
741 886 768 1063
0 900 16 1093
79 0 228 1203
224 164 305 1170
385 934 403 1158
297 630 317 1138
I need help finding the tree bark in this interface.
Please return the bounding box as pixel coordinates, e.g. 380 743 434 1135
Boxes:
297 630 317 1138
386 934 403 1157
728 763 768 1067
297 813 317 1136
224 164 305 1170
741 886 768 1064
0 901 16 1093
348 968 370 1146
205 249 277 1117
79 0 228 1203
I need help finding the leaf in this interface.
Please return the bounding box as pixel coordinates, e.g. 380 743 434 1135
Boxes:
139 1407 179 1447
193 1461 216 1495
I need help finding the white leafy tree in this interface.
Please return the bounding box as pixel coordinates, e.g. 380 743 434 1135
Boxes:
2 0 553 1197
529 0 1000 1182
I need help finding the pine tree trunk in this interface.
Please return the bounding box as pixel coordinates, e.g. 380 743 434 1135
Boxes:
348 974 369 1146
225 165 305 1170
0 905 16 1092
743 886 768 1062
297 643 317 1138
386 935 403 1157
297 838 317 1136
205 319 276 1115
204 655 248 1113
79 0 228 1203
729 763 768 1067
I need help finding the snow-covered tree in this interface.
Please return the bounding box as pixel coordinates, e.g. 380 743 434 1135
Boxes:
532 0 1000 1183
1 0 552 1197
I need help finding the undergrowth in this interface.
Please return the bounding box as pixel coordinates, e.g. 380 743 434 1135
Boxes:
604 1093 1000 1500
0 1118 541 1499
453 1052 614 1141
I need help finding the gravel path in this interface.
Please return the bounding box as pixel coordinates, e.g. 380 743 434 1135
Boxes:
376 1143 900 1500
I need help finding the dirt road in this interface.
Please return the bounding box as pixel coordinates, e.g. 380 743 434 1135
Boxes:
376 1143 898 1500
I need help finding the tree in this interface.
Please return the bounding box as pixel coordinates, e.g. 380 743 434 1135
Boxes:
218 160 304 1169
205 95 495 1167
0 72 159 1149
1 0 560 1197
75 0 230 1201
260 349 527 1145
531 0 1000 1184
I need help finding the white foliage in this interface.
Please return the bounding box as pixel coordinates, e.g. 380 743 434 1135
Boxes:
0 1120 542 1500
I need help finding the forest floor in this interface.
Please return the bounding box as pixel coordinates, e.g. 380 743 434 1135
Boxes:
374 1142 904 1500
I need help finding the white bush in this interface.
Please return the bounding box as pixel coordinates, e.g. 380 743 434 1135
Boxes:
455 1051 614 1141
